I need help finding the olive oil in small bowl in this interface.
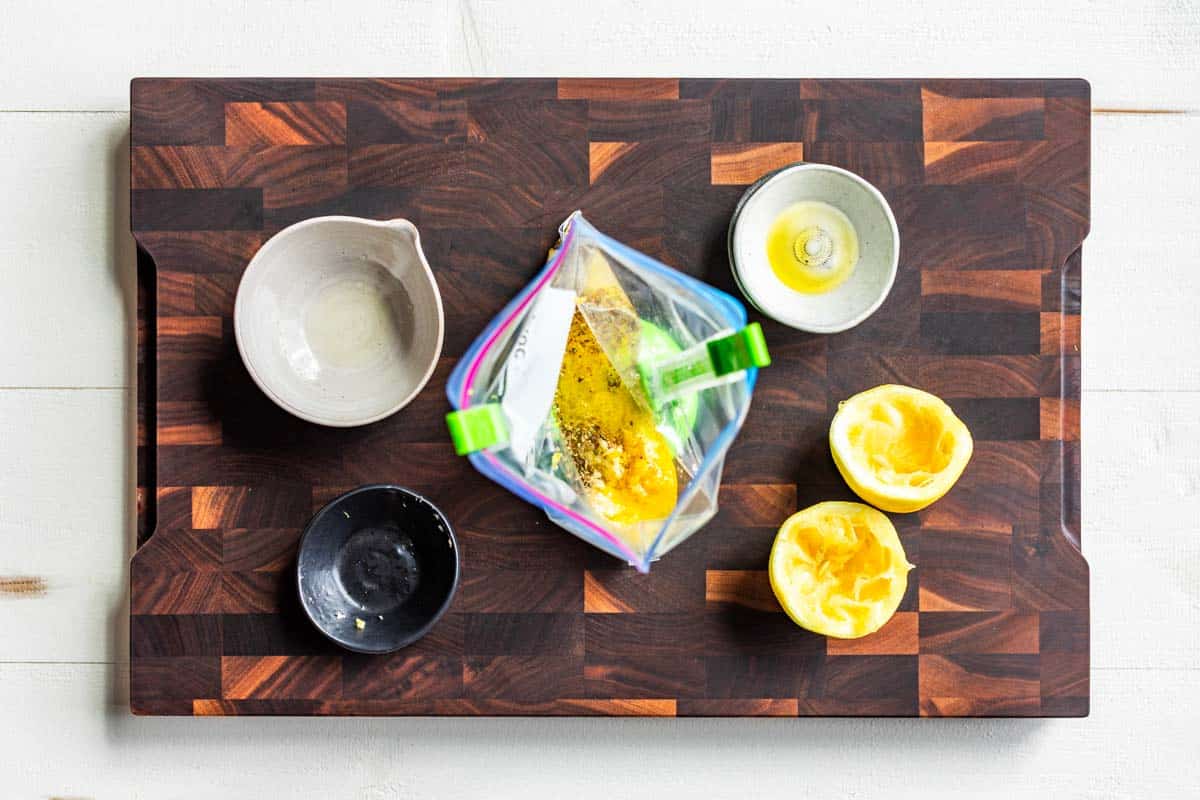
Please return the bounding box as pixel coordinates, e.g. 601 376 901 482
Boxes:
729 164 898 334
765 200 860 295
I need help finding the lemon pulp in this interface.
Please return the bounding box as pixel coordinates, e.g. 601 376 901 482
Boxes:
769 501 912 639
765 200 859 294
830 384 973 514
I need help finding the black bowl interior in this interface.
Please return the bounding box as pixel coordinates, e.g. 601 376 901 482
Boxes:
297 485 458 654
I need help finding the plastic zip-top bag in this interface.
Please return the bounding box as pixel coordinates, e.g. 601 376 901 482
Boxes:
445 212 770 571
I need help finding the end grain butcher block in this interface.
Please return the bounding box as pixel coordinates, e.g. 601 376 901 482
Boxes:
131 78 1088 717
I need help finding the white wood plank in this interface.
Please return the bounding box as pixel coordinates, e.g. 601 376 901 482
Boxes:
464 0 1200 111
1090 522 1200 670
0 389 131 662
0 662 1194 798
0 112 133 388
0 0 461 110
1085 113 1200 391
1083 391 1200 534
0 1 1198 111
1083 391 1200 669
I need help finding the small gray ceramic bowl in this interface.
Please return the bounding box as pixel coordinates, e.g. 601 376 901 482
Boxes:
234 216 444 427
728 163 899 334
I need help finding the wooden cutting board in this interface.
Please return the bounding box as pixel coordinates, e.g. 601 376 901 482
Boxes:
131 78 1088 717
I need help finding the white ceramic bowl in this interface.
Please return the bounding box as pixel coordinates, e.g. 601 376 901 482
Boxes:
234 216 444 427
728 163 899 334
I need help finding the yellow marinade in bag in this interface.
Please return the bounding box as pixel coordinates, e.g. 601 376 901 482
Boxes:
552 252 678 526
446 211 767 571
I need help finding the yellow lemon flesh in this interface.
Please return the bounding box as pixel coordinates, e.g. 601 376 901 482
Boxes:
769 501 912 639
830 384 973 514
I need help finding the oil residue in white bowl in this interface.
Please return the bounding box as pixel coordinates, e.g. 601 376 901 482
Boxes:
303 271 410 371
765 200 860 295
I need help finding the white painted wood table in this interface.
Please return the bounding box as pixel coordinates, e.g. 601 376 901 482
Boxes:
1 1 1198 797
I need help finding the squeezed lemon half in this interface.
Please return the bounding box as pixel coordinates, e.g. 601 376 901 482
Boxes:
769 501 912 638
830 384 973 513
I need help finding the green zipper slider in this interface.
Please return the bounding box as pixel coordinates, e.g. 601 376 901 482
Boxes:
446 403 509 455
707 322 771 375
638 322 770 410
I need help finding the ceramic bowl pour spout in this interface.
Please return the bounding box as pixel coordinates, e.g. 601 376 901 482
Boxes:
234 216 445 427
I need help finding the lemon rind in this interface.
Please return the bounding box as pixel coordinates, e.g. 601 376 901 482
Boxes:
829 384 973 514
768 501 911 639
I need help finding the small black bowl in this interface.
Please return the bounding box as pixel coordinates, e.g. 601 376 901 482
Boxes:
297 485 459 654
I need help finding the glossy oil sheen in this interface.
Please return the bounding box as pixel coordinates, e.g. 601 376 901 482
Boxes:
765 200 859 294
